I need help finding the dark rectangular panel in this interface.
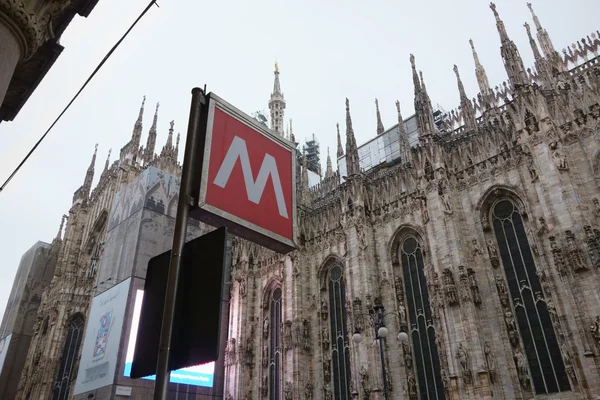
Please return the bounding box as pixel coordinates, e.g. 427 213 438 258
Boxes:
130 227 227 378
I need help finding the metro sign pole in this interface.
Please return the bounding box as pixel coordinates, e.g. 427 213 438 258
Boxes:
153 88 296 400
153 88 208 400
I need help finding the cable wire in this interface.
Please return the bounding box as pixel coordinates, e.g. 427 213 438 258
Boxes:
0 0 160 195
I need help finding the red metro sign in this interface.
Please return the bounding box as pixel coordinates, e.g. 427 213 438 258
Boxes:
192 93 297 254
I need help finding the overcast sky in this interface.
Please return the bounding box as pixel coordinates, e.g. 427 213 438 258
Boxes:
0 0 598 321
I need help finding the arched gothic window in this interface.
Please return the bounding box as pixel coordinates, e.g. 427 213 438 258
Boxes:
269 288 282 400
491 200 570 394
52 314 85 400
400 237 445 399
327 265 351 399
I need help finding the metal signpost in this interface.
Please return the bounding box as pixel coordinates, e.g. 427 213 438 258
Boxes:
152 87 297 400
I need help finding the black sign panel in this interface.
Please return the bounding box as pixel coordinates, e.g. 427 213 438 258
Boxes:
130 227 227 378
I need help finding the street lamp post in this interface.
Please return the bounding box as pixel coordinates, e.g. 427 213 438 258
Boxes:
351 302 409 400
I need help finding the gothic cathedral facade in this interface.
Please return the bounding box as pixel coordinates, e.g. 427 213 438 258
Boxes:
10 2 600 400
224 4 600 400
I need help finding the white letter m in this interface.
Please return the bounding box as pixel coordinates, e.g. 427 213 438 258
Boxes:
213 136 289 219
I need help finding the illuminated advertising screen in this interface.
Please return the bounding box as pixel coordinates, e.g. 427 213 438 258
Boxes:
123 289 215 387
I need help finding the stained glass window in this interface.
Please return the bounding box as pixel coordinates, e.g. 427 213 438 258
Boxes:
52 314 85 400
269 288 282 400
400 237 445 399
328 265 351 399
492 200 570 394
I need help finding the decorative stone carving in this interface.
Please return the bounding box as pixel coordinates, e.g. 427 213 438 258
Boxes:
593 198 600 217
514 348 530 388
441 368 450 398
560 341 577 383
227 338 236 365
471 239 483 257
442 268 459 306
565 230 588 272
302 319 311 351
420 195 430 223
456 343 472 384
320 298 328 320
304 382 314 399
284 381 293 400
487 239 500 267
357 224 368 250
584 225 600 268
261 338 269 366
263 316 270 339
527 226 540 255
458 266 470 303
505 311 519 346
394 276 404 303
439 184 453 214
407 372 418 400
0 0 73 59
484 341 496 382
353 297 365 332
402 341 413 369
552 150 569 170
495 276 508 309
323 384 332 400
527 159 539 182
244 335 254 365
308 294 317 310
262 375 268 396
549 236 568 276
385 359 393 393
323 352 331 382
322 327 330 350
284 320 293 351
591 316 600 349
359 365 370 397
239 278 247 297
538 217 549 235
398 303 407 325
468 268 481 305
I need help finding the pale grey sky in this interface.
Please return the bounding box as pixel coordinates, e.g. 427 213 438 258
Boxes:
0 0 598 320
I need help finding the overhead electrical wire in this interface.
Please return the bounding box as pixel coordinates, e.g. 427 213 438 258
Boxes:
0 0 160 195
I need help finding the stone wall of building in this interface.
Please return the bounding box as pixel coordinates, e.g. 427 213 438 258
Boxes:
0 241 57 400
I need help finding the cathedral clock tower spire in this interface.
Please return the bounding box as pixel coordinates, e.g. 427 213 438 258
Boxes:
269 62 286 135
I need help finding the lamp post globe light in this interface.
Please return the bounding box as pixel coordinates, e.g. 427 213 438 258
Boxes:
352 301 409 400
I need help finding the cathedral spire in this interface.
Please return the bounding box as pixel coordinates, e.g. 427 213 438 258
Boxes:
325 147 333 178
490 2 528 88
55 214 67 241
165 120 174 149
301 152 309 202
411 54 435 136
469 39 491 96
396 100 412 165
526 2 564 74
132 96 145 150
375 98 385 135
269 63 286 135
82 144 98 199
345 98 360 176
524 22 548 82
453 65 477 132
336 122 344 158
527 2 555 57
103 149 112 175
175 133 180 158
145 102 159 164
